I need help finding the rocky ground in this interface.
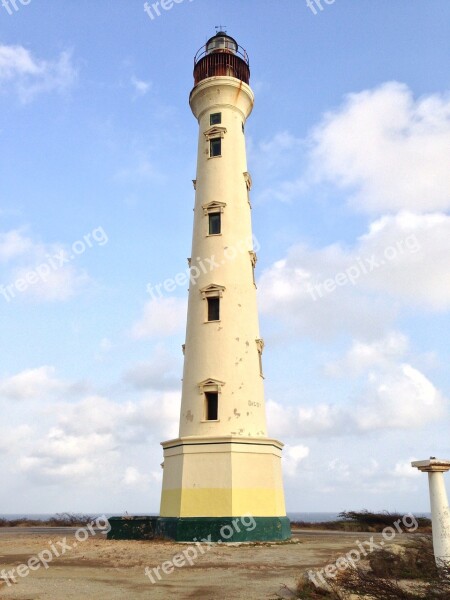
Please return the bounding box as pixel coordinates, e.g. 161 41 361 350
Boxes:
0 530 408 599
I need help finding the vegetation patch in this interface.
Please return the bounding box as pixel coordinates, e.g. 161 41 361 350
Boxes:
276 536 450 600
0 513 96 527
291 510 431 533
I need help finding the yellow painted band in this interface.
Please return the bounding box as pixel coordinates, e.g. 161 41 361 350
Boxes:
160 487 286 518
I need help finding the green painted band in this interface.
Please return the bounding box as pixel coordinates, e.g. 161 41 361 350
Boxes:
107 516 291 542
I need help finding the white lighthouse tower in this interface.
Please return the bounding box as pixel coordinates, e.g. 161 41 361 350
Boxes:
158 31 290 542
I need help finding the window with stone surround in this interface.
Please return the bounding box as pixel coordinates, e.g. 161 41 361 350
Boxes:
205 392 218 421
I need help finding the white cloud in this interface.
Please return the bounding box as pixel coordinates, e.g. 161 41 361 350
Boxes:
19 455 97 480
327 459 351 482
283 444 310 477
0 229 93 302
131 76 151 97
0 425 33 454
0 229 32 263
12 263 91 301
267 359 446 438
258 211 450 340
361 459 380 478
123 466 146 486
131 297 187 339
0 366 70 401
355 363 446 431
326 332 409 377
356 212 450 310
123 345 180 390
309 82 450 214
258 245 394 340
16 387 179 485
253 83 450 212
392 459 421 479
0 45 77 103
122 466 161 487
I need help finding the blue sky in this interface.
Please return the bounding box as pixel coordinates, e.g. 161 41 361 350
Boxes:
1 0 449 515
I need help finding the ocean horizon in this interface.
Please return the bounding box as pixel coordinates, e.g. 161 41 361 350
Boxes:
0 511 430 522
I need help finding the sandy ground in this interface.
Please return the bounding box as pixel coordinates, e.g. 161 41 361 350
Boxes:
0 530 408 599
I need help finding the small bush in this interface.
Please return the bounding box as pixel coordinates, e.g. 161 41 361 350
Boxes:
291 510 431 533
0 513 95 527
338 510 431 532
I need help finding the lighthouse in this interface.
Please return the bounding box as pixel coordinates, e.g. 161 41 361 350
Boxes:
157 31 290 542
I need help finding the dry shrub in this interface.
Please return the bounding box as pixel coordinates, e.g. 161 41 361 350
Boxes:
287 536 450 600
0 513 95 527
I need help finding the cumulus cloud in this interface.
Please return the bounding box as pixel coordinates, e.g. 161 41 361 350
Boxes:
0 228 94 302
0 425 33 454
0 361 172 496
282 444 310 477
258 211 450 340
0 366 72 401
325 332 409 377
131 76 151 97
122 466 161 487
123 345 181 390
131 297 187 339
17 389 179 485
355 363 446 431
0 229 32 263
267 339 446 438
55 392 179 441
12 263 90 302
253 83 450 212
309 82 450 214
0 44 77 103
392 459 421 479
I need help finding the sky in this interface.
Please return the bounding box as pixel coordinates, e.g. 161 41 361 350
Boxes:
0 0 449 515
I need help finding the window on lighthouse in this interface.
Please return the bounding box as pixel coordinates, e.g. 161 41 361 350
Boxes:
207 297 220 321
210 138 222 157
210 112 222 126
205 392 218 421
208 212 221 235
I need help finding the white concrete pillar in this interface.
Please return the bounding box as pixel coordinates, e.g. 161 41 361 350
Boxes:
412 458 450 568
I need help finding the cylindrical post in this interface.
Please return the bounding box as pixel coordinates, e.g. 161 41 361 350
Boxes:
428 471 450 566
412 458 450 568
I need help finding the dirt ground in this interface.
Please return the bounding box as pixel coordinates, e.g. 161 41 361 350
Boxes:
0 530 405 599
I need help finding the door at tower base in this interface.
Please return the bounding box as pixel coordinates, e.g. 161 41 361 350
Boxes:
159 435 290 541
